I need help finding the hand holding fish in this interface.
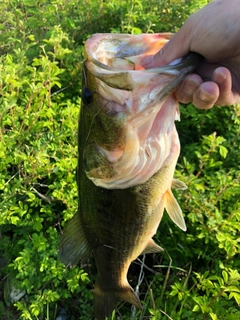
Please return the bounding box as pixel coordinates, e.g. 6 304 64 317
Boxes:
142 0 240 109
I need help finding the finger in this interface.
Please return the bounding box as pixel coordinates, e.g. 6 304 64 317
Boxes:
212 67 235 106
190 65 239 106
192 82 219 109
142 25 191 68
175 74 203 104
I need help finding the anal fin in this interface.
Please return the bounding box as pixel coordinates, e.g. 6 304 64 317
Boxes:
164 190 187 231
58 211 91 266
171 178 187 190
141 239 164 255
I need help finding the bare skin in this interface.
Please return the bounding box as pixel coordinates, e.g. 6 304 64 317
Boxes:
141 0 240 109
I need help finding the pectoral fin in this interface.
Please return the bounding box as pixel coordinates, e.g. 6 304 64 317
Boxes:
58 211 91 266
164 190 187 231
141 239 164 255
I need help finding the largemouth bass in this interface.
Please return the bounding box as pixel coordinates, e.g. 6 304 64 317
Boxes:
59 33 202 319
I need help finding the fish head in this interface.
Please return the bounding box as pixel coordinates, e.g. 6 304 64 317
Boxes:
81 33 202 189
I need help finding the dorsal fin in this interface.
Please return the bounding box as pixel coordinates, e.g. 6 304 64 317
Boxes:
164 190 187 231
58 211 91 266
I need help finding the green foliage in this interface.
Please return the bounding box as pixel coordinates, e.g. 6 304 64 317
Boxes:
0 0 239 319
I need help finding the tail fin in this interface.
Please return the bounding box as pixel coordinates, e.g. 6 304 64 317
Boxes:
93 280 142 320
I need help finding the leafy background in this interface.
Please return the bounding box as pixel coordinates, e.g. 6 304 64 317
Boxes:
0 0 239 319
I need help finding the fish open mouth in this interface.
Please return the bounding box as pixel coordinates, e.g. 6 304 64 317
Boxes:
83 34 201 189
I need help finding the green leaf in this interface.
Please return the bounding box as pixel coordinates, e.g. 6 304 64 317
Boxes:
192 305 200 312
209 313 218 320
219 145 228 158
229 292 240 305
222 270 229 283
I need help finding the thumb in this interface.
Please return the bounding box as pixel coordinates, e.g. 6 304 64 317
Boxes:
142 26 191 68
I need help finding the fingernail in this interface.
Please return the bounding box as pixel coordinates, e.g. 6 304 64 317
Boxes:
218 71 227 80
214 70 227 85
184 81 196 96
199 89 214 102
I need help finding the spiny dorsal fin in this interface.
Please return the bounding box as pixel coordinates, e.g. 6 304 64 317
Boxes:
141 239 164 255
171 178 188 190
164 190 187 231
58 211 91 266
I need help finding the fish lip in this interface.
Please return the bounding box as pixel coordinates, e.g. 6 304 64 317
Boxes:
86 53 201 75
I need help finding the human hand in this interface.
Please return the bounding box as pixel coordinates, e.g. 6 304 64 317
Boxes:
141 0 240 109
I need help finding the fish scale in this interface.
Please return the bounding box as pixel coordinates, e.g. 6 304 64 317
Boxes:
58 33 202 319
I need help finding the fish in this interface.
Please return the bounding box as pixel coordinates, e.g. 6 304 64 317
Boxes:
58 33 202 320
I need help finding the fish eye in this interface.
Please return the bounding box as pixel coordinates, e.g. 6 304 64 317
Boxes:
82 87 92 105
